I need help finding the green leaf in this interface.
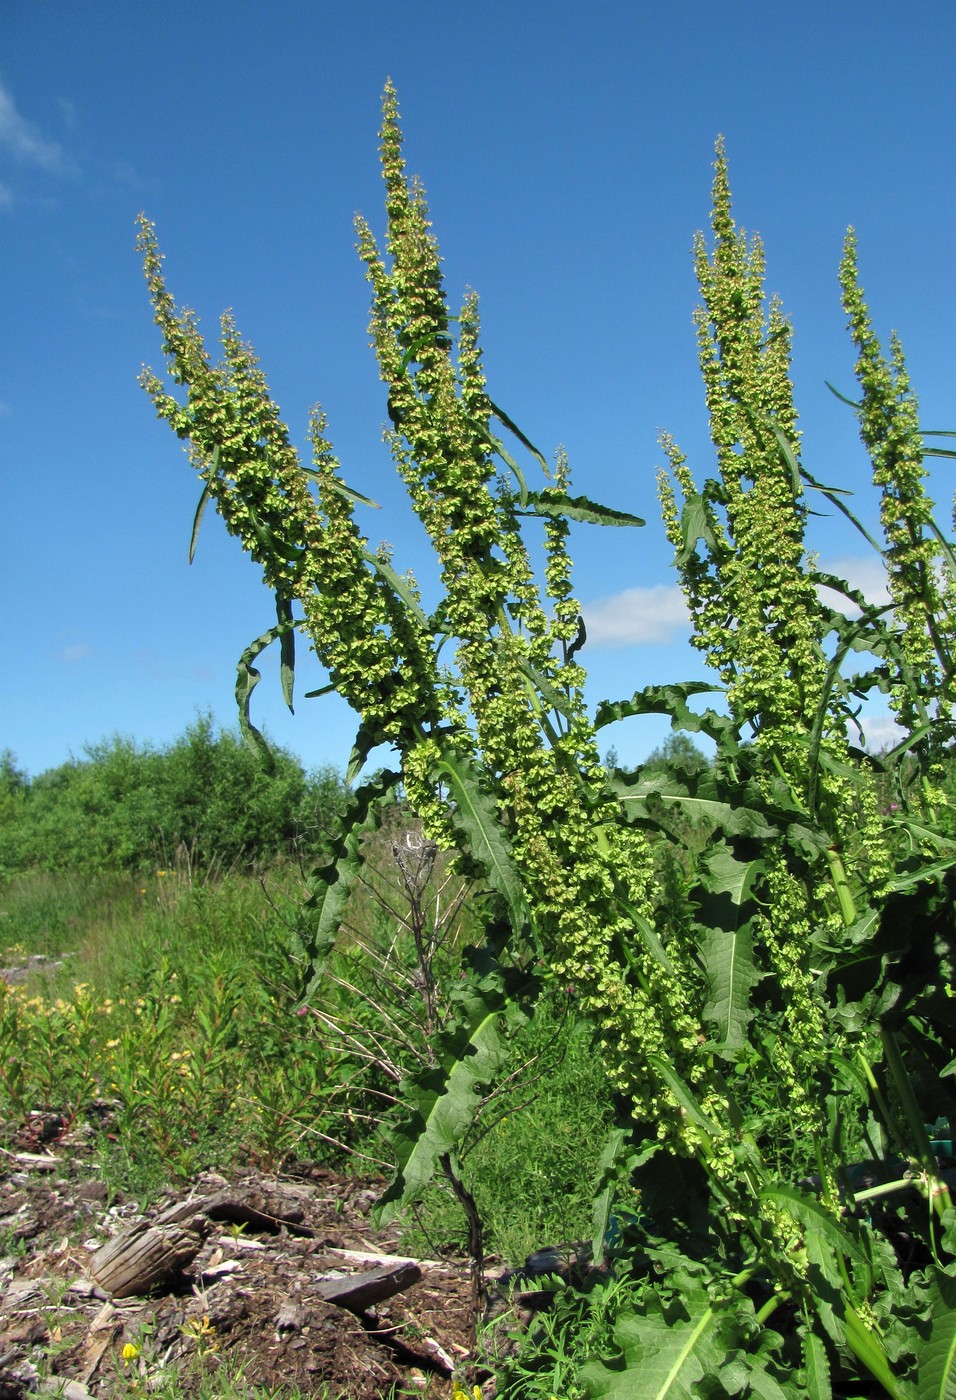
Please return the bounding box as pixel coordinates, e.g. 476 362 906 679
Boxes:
676 492 718 565
361 547 430 629
801 1329 832 1400
188 479 214 564
324 477 381 510
590 1126 638 1263
609 769 777 840
512 653 574 719
235 617 301 771
519 491 645 528
488 396 550 473
760 1185 865 1346
646 1055 718 1142
296 771 401 1002
697 843 760 1053
429 741 530 934
346 717 388 787
276 593 295 712
824 379 863 410
798 459 884 553
595 683 736 749
579 1290 721 1399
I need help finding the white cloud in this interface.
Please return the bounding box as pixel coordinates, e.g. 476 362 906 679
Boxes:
60 643 90 663
856 710 905 754
581 584 690 647
0 79 69 174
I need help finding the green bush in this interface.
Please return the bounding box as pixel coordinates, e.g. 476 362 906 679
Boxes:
0 716 346 877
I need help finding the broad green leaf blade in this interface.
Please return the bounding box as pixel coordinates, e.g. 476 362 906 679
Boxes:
676 491 718 565
697 843 760 1053
609 769 777 840
579 1291 720 1399
429 742 530 934
520 491 645 528
919 1269 956 1400
296 770 401 1002
188 480 213 564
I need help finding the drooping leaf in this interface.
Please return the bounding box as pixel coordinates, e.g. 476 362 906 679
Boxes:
235 615 302 770
488 395 550 473
798 458 884 553
346 717 387 787
595 683 736 750
188 479 214 563
276 592 295 712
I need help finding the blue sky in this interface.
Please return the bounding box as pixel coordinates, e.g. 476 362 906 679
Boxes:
3 2 956 779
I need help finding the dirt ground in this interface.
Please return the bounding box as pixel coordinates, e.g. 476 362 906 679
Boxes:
0 1116 486 1399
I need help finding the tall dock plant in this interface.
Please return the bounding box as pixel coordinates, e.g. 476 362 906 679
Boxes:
141 90 956 1396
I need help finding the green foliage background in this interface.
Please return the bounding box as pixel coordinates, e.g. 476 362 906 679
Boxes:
0 715 345 877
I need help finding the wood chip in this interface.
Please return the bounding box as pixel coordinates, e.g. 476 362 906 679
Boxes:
315 1261 422 1313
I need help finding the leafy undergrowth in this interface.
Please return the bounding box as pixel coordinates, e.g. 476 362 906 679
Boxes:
0 868 619 1269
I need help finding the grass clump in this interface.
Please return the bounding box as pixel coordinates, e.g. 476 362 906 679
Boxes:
0 865 347 1195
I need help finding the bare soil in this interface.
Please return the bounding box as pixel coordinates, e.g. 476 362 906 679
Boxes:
0 1118 481 1399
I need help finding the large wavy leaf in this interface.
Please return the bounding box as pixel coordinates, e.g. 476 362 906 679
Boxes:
595 683 736 750
608 768 777 840
234 614 302 771
921 1269 956 1400
696 842 761 1054
579 1289 722 1399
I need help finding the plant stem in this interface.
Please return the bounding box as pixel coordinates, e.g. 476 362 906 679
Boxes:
880 1026 951 1219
